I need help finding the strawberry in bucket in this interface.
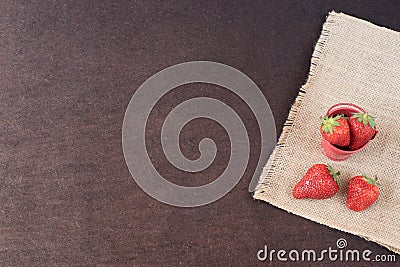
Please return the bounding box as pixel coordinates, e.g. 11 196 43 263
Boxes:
320 103 377 161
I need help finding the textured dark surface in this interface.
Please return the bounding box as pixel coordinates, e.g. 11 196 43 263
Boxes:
1 1 399 266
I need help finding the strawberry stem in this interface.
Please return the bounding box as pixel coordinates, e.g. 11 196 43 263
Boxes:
327 164 341 186
320 115 343 134
352 112 377 128
362 174 381 187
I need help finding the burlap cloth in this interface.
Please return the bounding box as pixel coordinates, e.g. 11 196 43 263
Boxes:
254 11 400 254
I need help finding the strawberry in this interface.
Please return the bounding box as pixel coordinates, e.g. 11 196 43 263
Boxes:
320 115 350 147
348 112 377 150
293 164 341 199
346 175 380 212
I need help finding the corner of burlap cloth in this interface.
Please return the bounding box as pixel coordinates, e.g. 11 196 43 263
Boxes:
254 11 400 254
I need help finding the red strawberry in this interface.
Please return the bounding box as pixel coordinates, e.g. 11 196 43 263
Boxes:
293 164 341 199
320 115 350 147
348 112 377 150
346 175 380 212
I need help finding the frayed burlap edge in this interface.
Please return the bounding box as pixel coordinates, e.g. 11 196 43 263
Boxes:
254 11 335 192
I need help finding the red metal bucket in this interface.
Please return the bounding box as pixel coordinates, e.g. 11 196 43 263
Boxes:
321 103 377 161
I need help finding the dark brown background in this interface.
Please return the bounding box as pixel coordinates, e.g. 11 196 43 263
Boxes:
1 1 399 266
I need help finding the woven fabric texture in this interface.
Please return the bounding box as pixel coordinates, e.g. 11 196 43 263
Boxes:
254 11 400 254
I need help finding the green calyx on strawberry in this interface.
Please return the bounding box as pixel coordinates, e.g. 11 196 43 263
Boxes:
293 164 341 199
320 115 341 134
320 114 350 147
351 113 376 128
327 164 341 186
361 174 381 187
348 112 377 150
346 174 380 212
